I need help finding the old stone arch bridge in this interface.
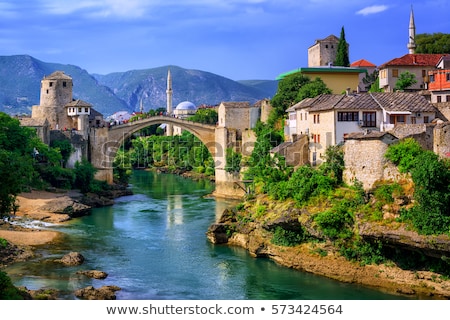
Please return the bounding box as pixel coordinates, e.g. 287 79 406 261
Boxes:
89 115 245 198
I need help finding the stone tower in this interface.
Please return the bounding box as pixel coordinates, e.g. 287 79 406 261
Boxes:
32 71 73 130
308 35 340 67
166 68 173 136
407 6 416 54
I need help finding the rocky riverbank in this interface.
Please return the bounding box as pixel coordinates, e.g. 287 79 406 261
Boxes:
0 185 132 263
206 194 450 300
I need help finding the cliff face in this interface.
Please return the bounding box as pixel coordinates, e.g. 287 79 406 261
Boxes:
206 194 450 299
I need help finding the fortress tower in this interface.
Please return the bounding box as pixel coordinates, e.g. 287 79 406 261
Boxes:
32 71 73 130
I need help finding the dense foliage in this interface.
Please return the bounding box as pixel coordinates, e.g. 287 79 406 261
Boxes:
270 73 331 123
117 131 214 176
187 108 218 125
415 33 450 54
385 138 450 234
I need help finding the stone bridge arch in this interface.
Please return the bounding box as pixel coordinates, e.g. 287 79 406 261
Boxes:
89 115 227 185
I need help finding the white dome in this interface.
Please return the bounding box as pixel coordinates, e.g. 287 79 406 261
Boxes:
175 101 197 111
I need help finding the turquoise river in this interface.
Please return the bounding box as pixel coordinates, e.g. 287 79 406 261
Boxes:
5 170 408 300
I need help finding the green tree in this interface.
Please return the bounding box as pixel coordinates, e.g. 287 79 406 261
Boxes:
394 71 417 91
334 26 350 67
297 77 332 101
415 33 450 54
74 159 98 193
188 108 218 125
0 113 36 217
271 73 311 121
271 73 332 123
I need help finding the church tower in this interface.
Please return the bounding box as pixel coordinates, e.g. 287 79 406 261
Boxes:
407 6 417 54
166 68 173 136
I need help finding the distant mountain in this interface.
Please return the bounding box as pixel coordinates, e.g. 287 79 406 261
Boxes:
94 66 278 112
0 55 130 115
0 55 277 117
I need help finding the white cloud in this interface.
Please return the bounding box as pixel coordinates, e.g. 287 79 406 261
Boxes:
356 5 389 16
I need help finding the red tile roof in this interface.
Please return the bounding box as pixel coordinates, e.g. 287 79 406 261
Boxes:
351 59 376 67
379 54 447 68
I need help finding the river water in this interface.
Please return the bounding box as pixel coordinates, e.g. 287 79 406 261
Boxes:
5 170 407 300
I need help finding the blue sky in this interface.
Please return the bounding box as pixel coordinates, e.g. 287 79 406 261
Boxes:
0 0 449 80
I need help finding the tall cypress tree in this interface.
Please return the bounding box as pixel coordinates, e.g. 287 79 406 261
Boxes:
334 26 350 67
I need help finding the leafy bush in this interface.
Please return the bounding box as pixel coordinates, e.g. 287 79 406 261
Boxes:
271 226 307 247
74 159 98 193
384 138 423 173
373 183 402 204
314 200 355 239
339 240 385 266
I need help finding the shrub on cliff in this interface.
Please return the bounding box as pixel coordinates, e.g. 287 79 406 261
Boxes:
385 139 450 235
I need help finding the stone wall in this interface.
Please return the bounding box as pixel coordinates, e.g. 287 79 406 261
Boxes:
434 122 450 159
389 124 435 150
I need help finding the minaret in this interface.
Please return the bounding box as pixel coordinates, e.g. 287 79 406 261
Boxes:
166 68 173 136
407 6 416 54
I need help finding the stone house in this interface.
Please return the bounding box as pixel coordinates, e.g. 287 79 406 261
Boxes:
285 92 437 165
378 53 447 92
343 131 399 190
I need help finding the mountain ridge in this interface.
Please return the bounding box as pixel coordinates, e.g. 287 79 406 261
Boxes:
0 55 277 116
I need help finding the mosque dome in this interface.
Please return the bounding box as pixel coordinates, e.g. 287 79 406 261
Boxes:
175 101 197 111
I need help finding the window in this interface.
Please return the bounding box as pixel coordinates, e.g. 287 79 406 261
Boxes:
411 116 416 124
424 116 429 123
446 95 450 102
313 114 320 124
78 108 82 113
392 69 399 78
337 112 359 121
85 108 89 113
362 112 376 127
429 74 435 82
49 82 53 87
422 70 426 77
447 73 450 81
389 115 405 125
437 96 442 103
300 113 302 121
63 81 67 87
